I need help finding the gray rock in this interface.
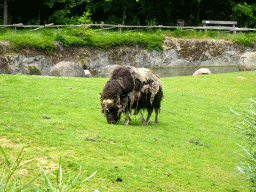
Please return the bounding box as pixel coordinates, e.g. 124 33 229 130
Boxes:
49 61 85 77
193 68 212 76
238 52 256 71
99 65 121 78
0 56 10 74
0 55 50 75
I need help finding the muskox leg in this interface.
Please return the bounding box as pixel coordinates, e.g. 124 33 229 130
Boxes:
139 111 145 123
123 111 131 125
153 108 159 125
143 109 153 125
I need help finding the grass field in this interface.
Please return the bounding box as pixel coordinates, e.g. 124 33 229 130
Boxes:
0 71 256 191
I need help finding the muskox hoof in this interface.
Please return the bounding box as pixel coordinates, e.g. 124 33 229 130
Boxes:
143 121 150 125
153 121 158 125
122 119 130 125
140 117 145 123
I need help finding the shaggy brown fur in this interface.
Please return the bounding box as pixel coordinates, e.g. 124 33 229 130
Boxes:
100 66 163 125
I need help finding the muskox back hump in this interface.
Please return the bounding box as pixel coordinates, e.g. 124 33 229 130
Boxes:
111 67 133 81
111 66 134 93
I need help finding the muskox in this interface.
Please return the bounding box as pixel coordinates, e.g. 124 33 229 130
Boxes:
100 66 163 125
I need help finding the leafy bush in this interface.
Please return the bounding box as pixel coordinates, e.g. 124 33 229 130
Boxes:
78 11 93 24
231 3 256 28
1 27 255 53
80 31 164 50
230 33 256 47
4 33 56 54
234 98 256 190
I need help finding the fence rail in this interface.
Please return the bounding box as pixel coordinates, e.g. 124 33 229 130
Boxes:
0 23 256 33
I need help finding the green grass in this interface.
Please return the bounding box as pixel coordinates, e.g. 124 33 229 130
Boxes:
0 28 165 54
0 71 256 191
234 98 256 190
0 28 255 54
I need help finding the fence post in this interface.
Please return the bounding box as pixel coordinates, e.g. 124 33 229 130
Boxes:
203 22 207 32
118 24 122 33
232 24 236 34
159 25 163 31
13 23 23 33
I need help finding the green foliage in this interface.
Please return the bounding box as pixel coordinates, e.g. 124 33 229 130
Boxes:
0 28 165 52
48 9 69 25
3 0 256 28
0 145 39 192
41 156 97 192
79 31 165 50
1 33 56 54
162 28 256 47
0 27 255 54
231 3 256 28
229 33 256 47
146 18 157 26
234 98 256 190
78 11 93 24
171 27 185 38
0 145 97 191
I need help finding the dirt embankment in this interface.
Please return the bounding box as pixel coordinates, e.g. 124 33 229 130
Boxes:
0 38 255 75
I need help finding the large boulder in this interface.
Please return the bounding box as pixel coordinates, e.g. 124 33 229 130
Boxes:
238 52 256 71
49 61 85 77
99 65 121 78
193 68 212 76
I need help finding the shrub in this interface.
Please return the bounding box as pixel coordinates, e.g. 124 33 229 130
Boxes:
6 33 56 54
234 98 256 190
230 33 256 47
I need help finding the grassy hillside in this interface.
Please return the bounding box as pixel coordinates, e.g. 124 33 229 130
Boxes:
0 71 256 191
0 28 256 54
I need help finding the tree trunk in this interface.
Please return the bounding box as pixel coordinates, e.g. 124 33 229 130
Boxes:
38 10 41 21
122 4 126 25
197 3 200 22
3 0 8 25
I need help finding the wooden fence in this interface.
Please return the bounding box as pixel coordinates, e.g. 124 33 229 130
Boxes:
0 22 256 33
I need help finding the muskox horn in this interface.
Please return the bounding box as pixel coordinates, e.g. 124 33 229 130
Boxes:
102 99 114 107
116 104 121 108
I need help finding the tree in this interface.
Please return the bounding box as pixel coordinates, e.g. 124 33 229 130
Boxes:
231 2 256 27
3 0 7 25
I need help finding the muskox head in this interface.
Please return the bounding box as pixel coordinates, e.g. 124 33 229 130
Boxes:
101 98 122 124
100 79 124 124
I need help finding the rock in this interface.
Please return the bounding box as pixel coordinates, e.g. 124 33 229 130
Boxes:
84 70 92 77
28 64 41 75
238 52 256 71
54 42 64 52
0 56 10 74
0 41 10 52
49 61 85 77
193 68 212 76
99 65 121 78
115 177 122 182
0 55 50 75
